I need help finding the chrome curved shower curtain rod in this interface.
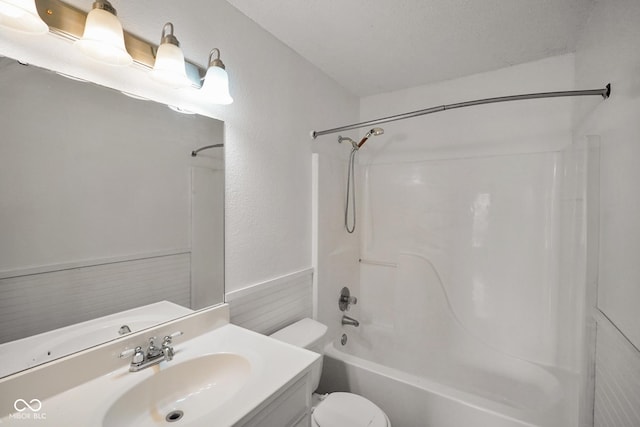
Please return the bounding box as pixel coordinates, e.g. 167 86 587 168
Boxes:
310 84 611 139
191 143 224 157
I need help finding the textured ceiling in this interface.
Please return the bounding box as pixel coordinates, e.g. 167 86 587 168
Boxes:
225 0 593 96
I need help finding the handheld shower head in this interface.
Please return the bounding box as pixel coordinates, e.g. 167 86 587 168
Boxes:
367 128 385 137
358 127 384 148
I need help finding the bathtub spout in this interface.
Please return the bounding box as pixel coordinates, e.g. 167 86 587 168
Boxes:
342 315 360 327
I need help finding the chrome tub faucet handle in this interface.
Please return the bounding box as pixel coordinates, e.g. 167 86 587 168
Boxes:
339 287 358 311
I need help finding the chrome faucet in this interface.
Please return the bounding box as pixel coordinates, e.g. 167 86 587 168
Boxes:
119 331 183 372
341 315 359 327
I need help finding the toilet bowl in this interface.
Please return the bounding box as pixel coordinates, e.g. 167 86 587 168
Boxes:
311 392 390 427
270 318 391 427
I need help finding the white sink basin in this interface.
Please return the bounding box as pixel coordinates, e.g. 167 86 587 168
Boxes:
103 353 251 427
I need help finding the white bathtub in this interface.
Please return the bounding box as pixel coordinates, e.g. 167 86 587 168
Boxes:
317 251 579 426
318 328 578 427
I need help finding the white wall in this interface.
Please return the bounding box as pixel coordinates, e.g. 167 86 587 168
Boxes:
359 54 575 164
574 0 640 353
573 0 640 425
0 0 359 295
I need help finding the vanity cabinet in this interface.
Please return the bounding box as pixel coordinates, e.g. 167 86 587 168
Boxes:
237 372 312 427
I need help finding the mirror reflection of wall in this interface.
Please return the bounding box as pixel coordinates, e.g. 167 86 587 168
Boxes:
0 57 224 376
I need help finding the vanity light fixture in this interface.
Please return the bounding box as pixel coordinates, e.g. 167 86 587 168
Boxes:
150 22 191 88
0 0 48 34
75 0 132 66
201 48 233 105
12 0 235 104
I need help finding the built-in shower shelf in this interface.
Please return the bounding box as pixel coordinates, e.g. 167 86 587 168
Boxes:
359 259 398 268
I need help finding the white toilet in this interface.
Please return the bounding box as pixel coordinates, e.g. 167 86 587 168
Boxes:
270 318 391 427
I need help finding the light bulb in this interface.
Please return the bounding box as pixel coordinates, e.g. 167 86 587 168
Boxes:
201 48 233 105
150 23 191 89
0 0 48 34
75 1 132 66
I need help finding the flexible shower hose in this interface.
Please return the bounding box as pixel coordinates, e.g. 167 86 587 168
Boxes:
345 147 358 233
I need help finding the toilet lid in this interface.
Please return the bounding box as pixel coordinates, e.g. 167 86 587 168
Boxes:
313 392 388 427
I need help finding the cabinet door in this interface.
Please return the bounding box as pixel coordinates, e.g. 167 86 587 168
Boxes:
239 375 310 427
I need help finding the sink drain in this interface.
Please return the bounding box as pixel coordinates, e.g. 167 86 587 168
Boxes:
165 410 184 423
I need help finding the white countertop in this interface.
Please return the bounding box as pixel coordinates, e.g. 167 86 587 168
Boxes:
0 322 320 426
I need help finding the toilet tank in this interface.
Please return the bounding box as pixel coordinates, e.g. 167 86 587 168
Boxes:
270 318 328 390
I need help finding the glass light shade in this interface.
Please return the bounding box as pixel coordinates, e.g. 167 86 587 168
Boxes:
0 0 48 34
75 8 132 66
150 42 191 88
202 65 233 105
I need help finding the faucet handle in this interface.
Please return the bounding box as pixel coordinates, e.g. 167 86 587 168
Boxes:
119 348 135 359
119 346 144 364
163 345 175 361
162 331 184 346
118 324 132 335
339 287 358 311
161 332 183 362
132 347 144 364
146 336 163 358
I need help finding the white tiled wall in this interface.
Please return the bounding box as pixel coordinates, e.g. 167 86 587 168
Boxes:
226 269 313 335
0 253 191 344
594 314 640 427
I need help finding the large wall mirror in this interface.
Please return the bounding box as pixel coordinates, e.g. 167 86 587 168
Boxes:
0 56 224 378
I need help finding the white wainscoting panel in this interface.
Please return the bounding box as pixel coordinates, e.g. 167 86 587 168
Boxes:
226 268 313 335
594 313 640 427
0 253 191 344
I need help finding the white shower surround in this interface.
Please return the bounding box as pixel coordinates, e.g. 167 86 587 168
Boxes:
359 152 568 367
315 54 590 427
317 144 588 427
